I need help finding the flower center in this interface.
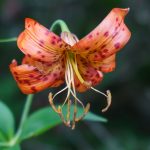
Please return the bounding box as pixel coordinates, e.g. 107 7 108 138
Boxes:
49 32 111 129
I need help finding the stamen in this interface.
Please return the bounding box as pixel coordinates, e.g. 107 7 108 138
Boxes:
48 50 90 129
66 99 71 124
102 90 111 112
48 31 112 129
91 87 112 112
75 103 90 122
57 106 70 127
49 93 60 113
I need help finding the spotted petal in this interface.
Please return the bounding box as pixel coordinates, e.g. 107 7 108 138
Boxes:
17 18 70 63
75 55 103 92
71 8 131 62
10 58 65 94
91 54 116 73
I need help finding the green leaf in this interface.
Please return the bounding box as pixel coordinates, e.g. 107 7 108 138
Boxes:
0 101 15 140
2 145 21 150
84 111 107 122
0 132 6 142
21 106 107 140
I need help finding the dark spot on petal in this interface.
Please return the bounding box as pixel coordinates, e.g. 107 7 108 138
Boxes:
39 40 44 47
23 79 29 83
88 34 93 39
41 55 45 58
65 44 68 47
118 22 121 27
37 51 41 54
85 47 90 50
52 35 56 40
59 44 63 48
96 73 100 78
29 74 34 78
104 31 109 37
116 17 119 22
37 58 42 62
114 43 120 49
99 66 102 70
53 73 57 77
101 45 106 49
31 86 37 93
51 40 55 45
86 70 90 74
43 77 48 81
27 54 31 57
16 76 19 80
18 80 23 84
100 52 106 58
103 49 109 53
94 54 98 58
40 40 44 44
76 83 80 88
96 32 99 36
57 38 62 43
14 71 18 75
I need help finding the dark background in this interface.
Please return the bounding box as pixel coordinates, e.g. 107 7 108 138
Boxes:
0 0 150 149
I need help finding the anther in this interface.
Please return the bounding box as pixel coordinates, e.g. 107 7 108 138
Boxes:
102 90 112 112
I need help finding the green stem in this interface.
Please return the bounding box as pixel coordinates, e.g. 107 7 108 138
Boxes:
0 37 17 43
0 94 34 147
50 19 70 32
9 94 34 146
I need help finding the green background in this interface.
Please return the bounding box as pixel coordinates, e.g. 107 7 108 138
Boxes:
0 0 150 149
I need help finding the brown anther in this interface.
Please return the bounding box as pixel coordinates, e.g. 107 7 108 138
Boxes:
75 103 90 122
102 90 112 112
83 81 92 88
71 105 77 130
58 106 70 127
49 93 71 127
49 93 60 113
66 100 71 125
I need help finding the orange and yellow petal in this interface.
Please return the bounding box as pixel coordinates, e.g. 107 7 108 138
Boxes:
22 55 66 75
91 54 116 73
74 56 103 92
17 18 70 63
71 8 131 61
10 59 65 94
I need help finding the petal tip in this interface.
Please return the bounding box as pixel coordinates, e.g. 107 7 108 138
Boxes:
113 8 130 17
25 18 36 29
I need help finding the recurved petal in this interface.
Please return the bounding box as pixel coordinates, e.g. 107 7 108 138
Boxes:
10 59 65 94
22 55 66 75
74 56 103 92
71 8 131 61
17 18 70 63
91 54 116 73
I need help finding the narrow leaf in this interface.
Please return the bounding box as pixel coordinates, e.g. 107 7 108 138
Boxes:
0 101 15 140
2 145 21 150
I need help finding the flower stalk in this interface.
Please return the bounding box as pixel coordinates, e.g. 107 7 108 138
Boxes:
0 37 17 43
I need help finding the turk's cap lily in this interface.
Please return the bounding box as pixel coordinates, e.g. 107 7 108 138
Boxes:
10 8 131 94
10 8 131 129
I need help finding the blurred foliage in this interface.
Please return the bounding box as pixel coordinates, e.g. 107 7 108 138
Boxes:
0 0 150 149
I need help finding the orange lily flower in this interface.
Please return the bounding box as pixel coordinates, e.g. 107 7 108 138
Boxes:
10 8 131 128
